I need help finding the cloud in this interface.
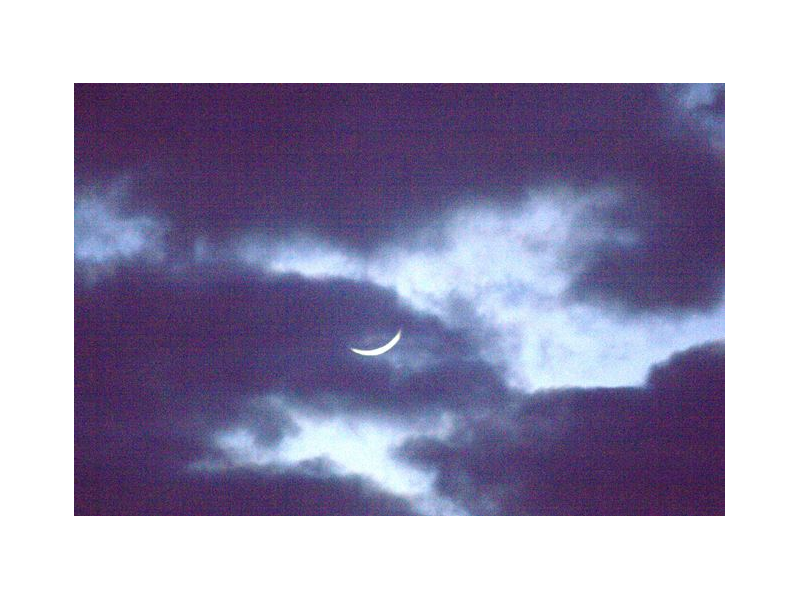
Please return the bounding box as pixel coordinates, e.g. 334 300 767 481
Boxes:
74 183 167 278
76 84 724 313
397 342 725 515
667 83 725 151
74 84 725 515
209 406 452 507
74 375 428 514
74 262 507 512
75 460 418 516
238 191 724 391
564 87 724 313
75 263 502 420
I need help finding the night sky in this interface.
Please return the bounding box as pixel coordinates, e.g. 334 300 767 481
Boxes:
74 83 724 515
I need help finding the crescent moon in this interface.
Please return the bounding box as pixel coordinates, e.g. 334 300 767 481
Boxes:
350 329 402 356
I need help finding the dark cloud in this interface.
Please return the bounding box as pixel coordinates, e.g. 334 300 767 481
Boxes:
398 342 724 515
74 262 509 513
75 460 416 516
74 84 724 515
566 138 724 312
75 84 724 312
75 262 503 424
74 337 418 515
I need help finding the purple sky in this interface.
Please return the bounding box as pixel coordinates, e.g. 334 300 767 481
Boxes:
74 84 724 515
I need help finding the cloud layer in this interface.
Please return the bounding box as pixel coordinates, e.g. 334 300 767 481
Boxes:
76 84 724 313
74 84 724 515
237 192 724 390
398 342 724 515
74 263 505 513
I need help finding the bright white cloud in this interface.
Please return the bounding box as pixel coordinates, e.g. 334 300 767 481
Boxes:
237 189 724 392
210 396 459 515
238 233 365 280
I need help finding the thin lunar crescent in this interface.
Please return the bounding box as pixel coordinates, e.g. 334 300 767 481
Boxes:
350 329 402 356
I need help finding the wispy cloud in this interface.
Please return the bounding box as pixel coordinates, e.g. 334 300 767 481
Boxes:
75 184 166 269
